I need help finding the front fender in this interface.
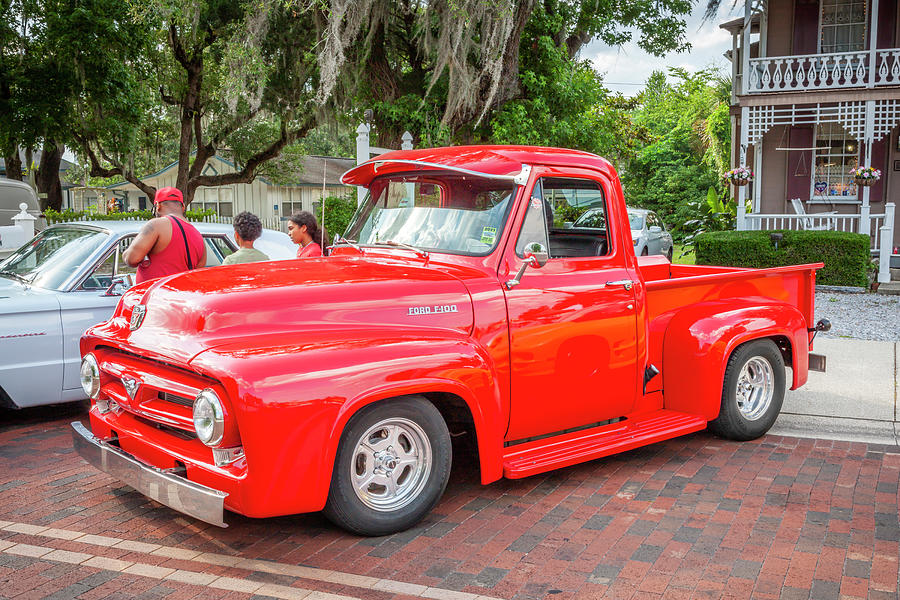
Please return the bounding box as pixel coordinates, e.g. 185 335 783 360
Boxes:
189 327 503 518
661 299 809 421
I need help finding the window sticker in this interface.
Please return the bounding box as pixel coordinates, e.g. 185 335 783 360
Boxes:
530 198 542 211
480 226 498 245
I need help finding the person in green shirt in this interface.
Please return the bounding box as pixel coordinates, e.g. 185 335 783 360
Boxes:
223 211 270 265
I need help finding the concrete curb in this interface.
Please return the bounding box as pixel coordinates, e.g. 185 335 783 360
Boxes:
780 337 898 445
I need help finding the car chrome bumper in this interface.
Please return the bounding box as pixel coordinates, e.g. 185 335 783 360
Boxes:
71 421 228 527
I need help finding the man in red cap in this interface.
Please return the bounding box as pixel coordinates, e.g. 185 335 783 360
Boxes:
124 187 206 283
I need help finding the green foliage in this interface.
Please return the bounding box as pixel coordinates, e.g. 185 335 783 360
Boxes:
44 207 217 224
695 230 871 288
620 68 732 237
489 9 650 161
313 195 357 239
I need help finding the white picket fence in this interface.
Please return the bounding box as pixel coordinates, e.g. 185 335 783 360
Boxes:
49 213 291 234
743 207 893 253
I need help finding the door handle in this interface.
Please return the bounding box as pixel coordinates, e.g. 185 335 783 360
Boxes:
605 279 633 290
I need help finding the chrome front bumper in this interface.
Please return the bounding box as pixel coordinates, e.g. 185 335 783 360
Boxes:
71 421 228 527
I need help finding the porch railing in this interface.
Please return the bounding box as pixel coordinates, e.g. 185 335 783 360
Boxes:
742 203 896 284
746 49 900 93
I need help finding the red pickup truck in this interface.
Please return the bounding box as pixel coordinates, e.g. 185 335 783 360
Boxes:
73 146 828 535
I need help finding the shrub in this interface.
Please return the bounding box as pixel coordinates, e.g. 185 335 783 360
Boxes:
695 230 870 287
313 195 358 239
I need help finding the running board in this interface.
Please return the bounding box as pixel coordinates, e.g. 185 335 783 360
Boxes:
502 410 708 479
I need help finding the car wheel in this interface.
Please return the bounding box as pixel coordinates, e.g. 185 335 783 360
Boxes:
666 247 673 261
708 339 785 441
640 247 648 256
324 396 452 536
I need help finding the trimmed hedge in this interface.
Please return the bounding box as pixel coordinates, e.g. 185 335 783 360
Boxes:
44 208 217 224
695 230 871 288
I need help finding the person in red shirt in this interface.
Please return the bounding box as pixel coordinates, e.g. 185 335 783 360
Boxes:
287 211 326 258
124 187 207 283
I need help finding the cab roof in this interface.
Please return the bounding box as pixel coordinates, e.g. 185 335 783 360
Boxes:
341 145 616 187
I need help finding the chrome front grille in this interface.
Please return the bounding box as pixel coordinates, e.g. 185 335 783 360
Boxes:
159 391 194 407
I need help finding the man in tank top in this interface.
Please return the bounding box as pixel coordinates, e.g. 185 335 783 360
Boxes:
124 187 207 284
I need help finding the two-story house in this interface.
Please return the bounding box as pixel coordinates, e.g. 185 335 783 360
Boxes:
721 0 898 284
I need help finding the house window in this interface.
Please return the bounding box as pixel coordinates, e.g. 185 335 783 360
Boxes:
819 0 867 54
812 123 859 200
280 188 308 217
195 187 233 216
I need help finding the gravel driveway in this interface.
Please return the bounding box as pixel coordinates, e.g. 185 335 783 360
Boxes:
815 290 900 341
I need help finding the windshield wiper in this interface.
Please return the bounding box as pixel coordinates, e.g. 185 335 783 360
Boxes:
331 234 363 253
371 240 430 260
0 270 31 285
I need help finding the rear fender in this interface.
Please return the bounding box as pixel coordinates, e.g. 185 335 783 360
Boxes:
191 328 504 516
661 301 808 421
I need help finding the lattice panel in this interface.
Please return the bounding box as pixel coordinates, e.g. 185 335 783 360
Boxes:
874 100 900 141
746 102 867 146
747 106 775 146
836 102 868 139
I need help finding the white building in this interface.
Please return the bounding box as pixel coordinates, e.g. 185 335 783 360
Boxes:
72 155 356 229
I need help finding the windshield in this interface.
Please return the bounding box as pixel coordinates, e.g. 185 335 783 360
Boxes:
344 174 516 256
0 226 110 290
628 213 644 230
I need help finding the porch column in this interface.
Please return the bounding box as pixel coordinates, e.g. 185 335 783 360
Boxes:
878 203 895 284
860 101 875 238
737 106 749 230
741 0 752 96
867 0 880 88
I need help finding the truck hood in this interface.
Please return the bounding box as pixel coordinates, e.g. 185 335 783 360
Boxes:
120 256 475 364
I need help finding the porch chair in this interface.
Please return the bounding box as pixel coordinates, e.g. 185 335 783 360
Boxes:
789 198 837 231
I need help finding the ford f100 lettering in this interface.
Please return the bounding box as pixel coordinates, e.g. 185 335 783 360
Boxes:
72 146 828 535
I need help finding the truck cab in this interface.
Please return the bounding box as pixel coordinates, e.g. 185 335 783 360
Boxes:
73 146 825 535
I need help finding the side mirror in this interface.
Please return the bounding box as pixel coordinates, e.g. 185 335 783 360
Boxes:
523 242 549 267
103 274 134 297
506 243 548 289
649 226 662 233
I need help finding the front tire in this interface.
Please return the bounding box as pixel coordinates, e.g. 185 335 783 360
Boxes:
708 339 785 441
324 396 451 536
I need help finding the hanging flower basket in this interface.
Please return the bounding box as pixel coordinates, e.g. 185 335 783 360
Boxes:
850 166 881 187
725 166 754 187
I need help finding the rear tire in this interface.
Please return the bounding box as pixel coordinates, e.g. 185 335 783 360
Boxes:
708 339 785 441
324 396 451 536
666 247 673 261
640 247 648 256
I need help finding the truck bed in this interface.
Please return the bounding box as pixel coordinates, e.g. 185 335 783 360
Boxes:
638 255 820 325
637 255 821 392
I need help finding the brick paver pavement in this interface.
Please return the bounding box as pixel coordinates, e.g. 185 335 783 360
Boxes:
1 404 898 600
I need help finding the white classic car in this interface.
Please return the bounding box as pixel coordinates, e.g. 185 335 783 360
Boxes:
0 220 297 409
574 207 674 260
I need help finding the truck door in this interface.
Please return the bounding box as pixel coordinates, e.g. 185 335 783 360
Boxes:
502 174 638 442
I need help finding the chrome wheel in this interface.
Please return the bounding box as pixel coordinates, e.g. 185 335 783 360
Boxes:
350 418 432 512
735 356 774 421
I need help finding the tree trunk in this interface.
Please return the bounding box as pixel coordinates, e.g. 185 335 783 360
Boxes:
35 142 64 211
3 151 23 181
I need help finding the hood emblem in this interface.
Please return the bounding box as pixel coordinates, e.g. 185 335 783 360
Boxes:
129 305 146 330
121 376 140 401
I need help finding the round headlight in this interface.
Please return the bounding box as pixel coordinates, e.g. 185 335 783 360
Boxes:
193 389 224 446
80 354 100 399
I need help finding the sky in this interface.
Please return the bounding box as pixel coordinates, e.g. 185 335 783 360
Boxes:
583 2 740 96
